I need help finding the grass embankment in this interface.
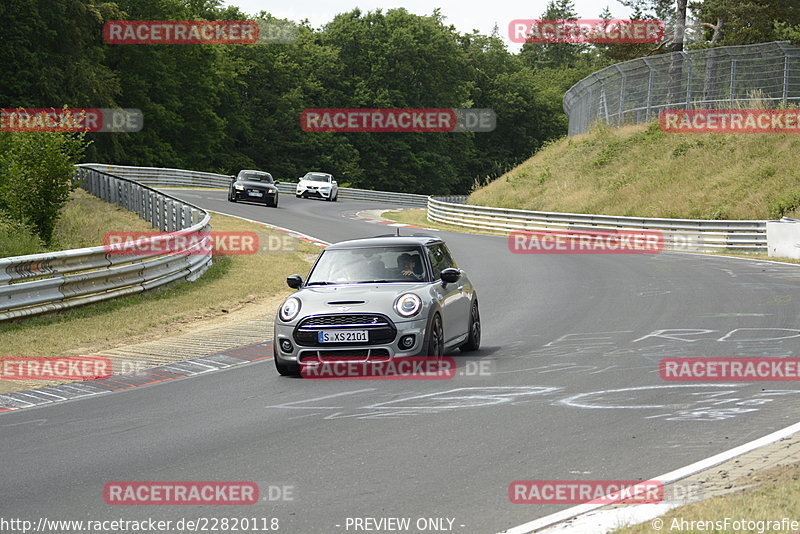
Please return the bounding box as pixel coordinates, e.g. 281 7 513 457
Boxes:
0 193 317 356
469 121 800 220
0 188 156 257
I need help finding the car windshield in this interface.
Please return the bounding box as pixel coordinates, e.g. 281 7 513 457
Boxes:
239 172 272 183
305 173 331 182
307 246 427 284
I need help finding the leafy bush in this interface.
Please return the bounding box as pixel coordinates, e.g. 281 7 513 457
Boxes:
0 212 45 257
0 132 86 244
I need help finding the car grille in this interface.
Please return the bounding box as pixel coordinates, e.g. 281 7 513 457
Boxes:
299 349 391 363
294 314 396 346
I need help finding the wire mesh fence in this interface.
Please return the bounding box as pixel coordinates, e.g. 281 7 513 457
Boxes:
563 41 800 135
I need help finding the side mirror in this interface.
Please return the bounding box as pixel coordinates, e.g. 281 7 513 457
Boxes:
274 181 281 186
440 268 461 285
287 274 303 289
332 181 337 186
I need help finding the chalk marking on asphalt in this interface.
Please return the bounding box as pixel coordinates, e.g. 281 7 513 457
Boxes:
264 389 377 410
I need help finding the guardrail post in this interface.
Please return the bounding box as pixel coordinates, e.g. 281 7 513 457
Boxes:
145 190 152 224
110 177 118 205
84 171 94 195
160 195 168 231
166 200 176 232
783 55 790 106
124 182 131 210
617 66 626 126
684 52 692 107
137 186 144 220
182 205 192 229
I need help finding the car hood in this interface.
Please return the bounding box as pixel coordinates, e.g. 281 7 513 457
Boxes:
294 283 430 317
237 180 275 189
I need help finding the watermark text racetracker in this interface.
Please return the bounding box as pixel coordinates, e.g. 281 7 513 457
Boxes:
0 357 112 381
509 229 664 254
660 109 800 133
300 108 496 133
103 20 298 44
509 480 663 504
509 19 664 44
660 357 800 381
103 230 296 255
103 481 293 504
1 108 143 133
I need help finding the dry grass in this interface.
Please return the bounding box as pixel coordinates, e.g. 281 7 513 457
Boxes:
0 188 155 257
469 121 800 220
0 212 318 356
613 462 800 533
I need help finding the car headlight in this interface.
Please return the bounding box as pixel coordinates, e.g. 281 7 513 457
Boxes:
279 297 301 322
234 185 244 190
394 293 422 317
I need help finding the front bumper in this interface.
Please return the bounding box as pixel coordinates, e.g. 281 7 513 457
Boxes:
234 189 276 201
274 316 428 363
296 187 332 199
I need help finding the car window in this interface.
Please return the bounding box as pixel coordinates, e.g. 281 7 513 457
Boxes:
426 244 454 280
239 172 272 183
305 173 331 182
307 246 427 284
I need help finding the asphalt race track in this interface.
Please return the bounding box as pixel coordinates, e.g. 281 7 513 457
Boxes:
2 191 800 533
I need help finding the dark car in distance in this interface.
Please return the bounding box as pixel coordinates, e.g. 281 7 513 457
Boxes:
228 170 280 207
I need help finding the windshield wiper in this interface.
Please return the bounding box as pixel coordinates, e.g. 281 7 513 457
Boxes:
306 281 333 286
356 280 390 284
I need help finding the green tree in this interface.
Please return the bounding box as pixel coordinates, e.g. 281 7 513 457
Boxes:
0 132 87 244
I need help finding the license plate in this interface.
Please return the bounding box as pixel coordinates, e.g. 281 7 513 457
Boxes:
248 191 263 197
318 330 369 343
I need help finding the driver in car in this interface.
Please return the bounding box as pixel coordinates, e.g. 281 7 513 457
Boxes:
398 253 422 280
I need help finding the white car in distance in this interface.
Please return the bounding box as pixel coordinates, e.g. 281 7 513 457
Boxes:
296 172 338 202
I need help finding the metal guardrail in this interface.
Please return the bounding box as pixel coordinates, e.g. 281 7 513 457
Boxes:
427 197 767 252
79 164 431 207
564 41 800 136
0 168 212 321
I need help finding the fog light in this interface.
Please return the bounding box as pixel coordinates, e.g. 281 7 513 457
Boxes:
399 335 415 349
280 339 293 353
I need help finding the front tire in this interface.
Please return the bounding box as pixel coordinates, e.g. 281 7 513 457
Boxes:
461 300 481 352
425 314 444 357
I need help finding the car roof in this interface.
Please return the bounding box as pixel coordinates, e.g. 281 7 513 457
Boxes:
305 172 331 177
326 235 443 249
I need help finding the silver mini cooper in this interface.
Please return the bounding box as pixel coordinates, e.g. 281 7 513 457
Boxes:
273 235 481 376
